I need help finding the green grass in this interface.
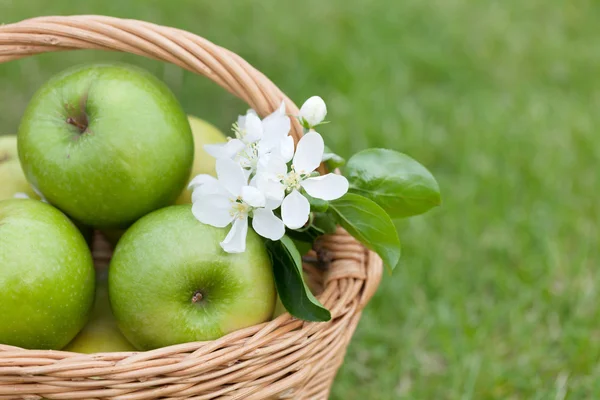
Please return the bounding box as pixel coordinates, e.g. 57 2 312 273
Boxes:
2 1 599 398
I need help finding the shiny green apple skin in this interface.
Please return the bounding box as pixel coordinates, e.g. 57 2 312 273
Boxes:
0 136 94 245
64 272 136 353
18 63 194 229
0 199 95 349
101 115 226 239
109 205 276 350
175 115 227 204
0 136 39 200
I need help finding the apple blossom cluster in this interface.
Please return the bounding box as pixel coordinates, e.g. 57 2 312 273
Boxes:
189 96 349 253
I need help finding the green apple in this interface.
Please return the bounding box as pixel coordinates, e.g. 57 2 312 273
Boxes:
109 205 276 350
18 63 194 229
175 115 227 204
64 271 136 353
0 136 94 245
0 135 39 200
0 199 95 349
99 116 227 248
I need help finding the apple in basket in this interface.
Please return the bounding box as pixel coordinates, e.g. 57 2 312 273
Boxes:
108 205 276 350
17 63 194 229
64 269 136 353
0 199 95 350
175 115 228 204
101 115 227 248
0 135 40 200
0 135 95 245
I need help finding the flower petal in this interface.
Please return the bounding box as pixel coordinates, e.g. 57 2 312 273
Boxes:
237 110 254 131
191 188 202 203
252 208 285 241
261 101 285 122
255 157 286 202
293 130 324 174
299 96 327 127
221 217 248 253
224 139 247 156
188 174 217 190
191 180 226 202
259 155 288 177
241 186 266 208
238 109 257 131
190 175 226 201
265 196 283 210
216 158 247 197
281 189 310 229
256 175 285 204
236 114 246 130
279 136 295 163
204 139 245 160
244 113 263 143
192 195 234 228
203 143 226 159
301 174 349 201
262 103 291 146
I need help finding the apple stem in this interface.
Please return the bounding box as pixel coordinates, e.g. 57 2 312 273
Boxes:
65 93 90 134
191 291 203 303
66 116 89 134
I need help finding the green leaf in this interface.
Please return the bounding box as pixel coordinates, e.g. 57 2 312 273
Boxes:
285 212 336 243
304 191 329 212
312 212 337 235
329 193 401 272
346 148 441 218
322 145 346 170
292 239 313 256
286 228 320 243
266 236 331 322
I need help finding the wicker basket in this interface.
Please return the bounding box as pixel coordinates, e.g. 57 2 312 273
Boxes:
0 15 383 400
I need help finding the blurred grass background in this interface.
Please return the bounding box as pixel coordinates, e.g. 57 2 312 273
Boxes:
1 0 599 398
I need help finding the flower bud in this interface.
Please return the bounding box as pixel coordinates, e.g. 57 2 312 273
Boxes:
299 96 327 128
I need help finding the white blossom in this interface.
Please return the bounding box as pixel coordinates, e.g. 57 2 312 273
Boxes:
190 95 347 253
191 158 285 253
204 102 293 173
255 130 348 229
299 96 327 128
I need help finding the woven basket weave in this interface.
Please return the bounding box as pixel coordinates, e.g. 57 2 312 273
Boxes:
0 15 383 400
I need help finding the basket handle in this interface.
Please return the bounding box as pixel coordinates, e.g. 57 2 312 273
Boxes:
0 15 306 142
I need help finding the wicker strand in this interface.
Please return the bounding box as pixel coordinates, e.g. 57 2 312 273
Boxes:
0 15 383 400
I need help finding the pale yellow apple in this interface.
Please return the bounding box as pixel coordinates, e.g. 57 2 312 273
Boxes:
272 296 287 319
175 116 227 204
63 276 136 353
0 136 39 200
